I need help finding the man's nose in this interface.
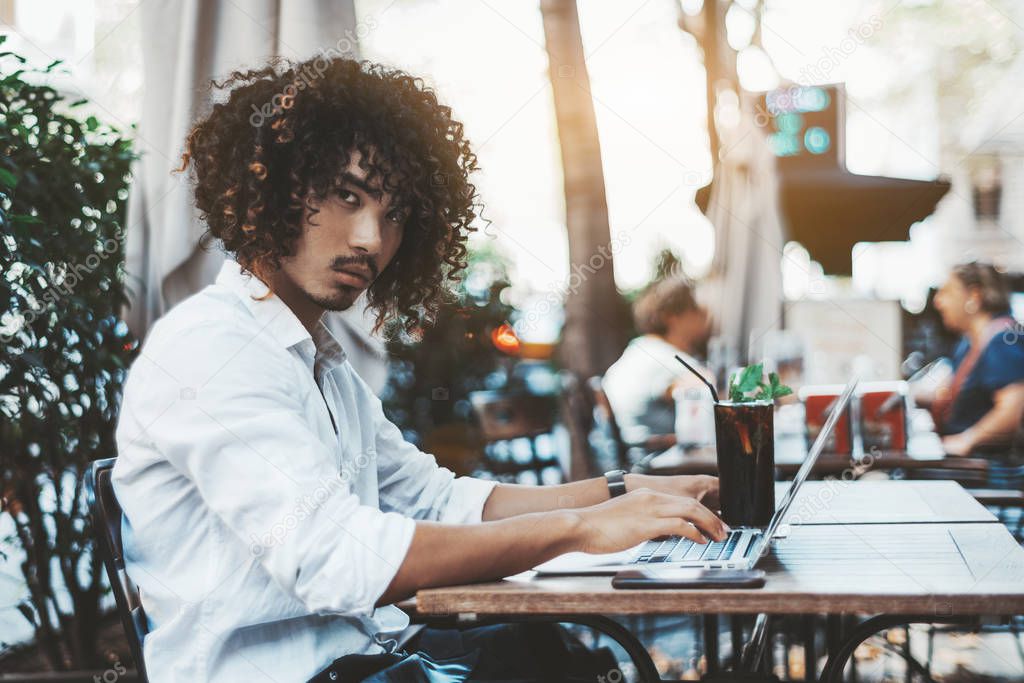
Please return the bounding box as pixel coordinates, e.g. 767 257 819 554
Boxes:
349 212 384 255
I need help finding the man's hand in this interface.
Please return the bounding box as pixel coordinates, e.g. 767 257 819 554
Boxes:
625 473 720 512
570 488 729 555
381 480 728 605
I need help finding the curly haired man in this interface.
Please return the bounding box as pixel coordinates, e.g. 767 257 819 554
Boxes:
112 56 725 683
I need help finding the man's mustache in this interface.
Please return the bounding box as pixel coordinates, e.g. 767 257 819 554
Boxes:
330 256 378 281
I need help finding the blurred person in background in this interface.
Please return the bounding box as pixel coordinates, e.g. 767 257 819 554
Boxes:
603 276 713 442
919 262 1024 455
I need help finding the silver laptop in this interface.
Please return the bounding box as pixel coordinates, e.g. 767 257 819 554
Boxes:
535 377 858 575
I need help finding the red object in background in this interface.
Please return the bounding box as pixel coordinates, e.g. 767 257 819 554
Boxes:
859 384 908 452
803 390 853 454
490 323 520 355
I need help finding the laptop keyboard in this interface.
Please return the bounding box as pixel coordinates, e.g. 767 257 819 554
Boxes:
631 530 750 564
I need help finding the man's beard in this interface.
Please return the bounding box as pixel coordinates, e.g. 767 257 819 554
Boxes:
302 283 360 312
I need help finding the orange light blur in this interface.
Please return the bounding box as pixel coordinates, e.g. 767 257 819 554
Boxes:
490 323 520 355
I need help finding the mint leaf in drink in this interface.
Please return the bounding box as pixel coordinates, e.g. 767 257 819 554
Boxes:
768 372 793 398
727 364 793 403
727 371 744 402
736 363 763 393
754 381 771 401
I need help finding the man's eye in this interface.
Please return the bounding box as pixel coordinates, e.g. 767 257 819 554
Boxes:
387 211 408 225
336 189 359 205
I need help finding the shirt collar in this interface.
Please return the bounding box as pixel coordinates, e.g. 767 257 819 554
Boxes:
214 258 347 370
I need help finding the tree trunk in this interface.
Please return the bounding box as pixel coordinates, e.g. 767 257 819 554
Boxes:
540 0 629 480
540 0 628 378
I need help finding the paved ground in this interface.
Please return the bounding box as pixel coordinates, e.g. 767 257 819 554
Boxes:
578 617 1024 681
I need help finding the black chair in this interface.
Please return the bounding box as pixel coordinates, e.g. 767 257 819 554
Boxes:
84 458 149 683
586 375 676 473
468 390 563 484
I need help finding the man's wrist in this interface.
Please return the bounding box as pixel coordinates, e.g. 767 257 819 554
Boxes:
554 509 587 554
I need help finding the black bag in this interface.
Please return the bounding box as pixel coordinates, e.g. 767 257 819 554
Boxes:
307 623 621 683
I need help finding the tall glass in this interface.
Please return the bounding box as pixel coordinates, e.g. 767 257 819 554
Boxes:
714 400 775 527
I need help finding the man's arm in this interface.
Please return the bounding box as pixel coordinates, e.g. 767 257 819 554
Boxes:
363 367 719 524
480 473 719 521
942 382 1024 455
379 486 729 605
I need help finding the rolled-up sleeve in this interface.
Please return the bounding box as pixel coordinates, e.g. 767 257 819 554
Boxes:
123 321 412 616
368 388 496 524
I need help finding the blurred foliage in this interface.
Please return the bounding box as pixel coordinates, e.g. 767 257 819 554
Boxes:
865 0 1022 155
0 36 137 669
652 248 686 284
380 243 520 451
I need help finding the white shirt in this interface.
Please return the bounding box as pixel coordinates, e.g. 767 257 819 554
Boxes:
603 335 709 439
113 259 496 683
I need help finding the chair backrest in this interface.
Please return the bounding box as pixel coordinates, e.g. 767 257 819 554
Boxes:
468 390 561 483
84 458 149 682
468 390 556 441
587 376 631 470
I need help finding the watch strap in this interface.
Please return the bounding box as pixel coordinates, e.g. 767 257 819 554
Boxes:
604 469 628 498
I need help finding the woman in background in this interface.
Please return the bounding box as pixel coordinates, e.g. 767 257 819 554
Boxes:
924 262 1024 456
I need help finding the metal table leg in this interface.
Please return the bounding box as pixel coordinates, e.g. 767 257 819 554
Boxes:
705 614 721 677
741 614 771 672
819 614 977 683
731 615 745 669
804 615 817 682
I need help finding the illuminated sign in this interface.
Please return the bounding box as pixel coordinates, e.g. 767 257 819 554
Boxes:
762 85 842 167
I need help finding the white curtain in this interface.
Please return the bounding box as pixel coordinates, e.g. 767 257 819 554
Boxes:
699 100 785 363
124 0 389 392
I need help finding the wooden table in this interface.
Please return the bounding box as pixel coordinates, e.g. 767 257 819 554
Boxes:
778 480 996 524
414 481 1022 682
417 523 1024 617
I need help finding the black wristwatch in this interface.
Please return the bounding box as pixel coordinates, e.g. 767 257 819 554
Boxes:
604 469 628 498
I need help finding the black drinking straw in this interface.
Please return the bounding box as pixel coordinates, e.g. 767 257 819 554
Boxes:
674 354 720 403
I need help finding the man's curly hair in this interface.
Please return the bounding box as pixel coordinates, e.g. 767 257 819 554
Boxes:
178 56 480 335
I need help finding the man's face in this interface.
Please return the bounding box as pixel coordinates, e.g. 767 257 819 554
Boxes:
669 307 712 350
276 152 407 313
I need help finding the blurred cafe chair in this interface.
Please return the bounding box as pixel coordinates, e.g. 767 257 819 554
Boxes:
586 376 676 473
468 390 563 485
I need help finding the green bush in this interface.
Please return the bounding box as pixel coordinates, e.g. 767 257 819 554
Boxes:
0 36 137 669
381 244 518 448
